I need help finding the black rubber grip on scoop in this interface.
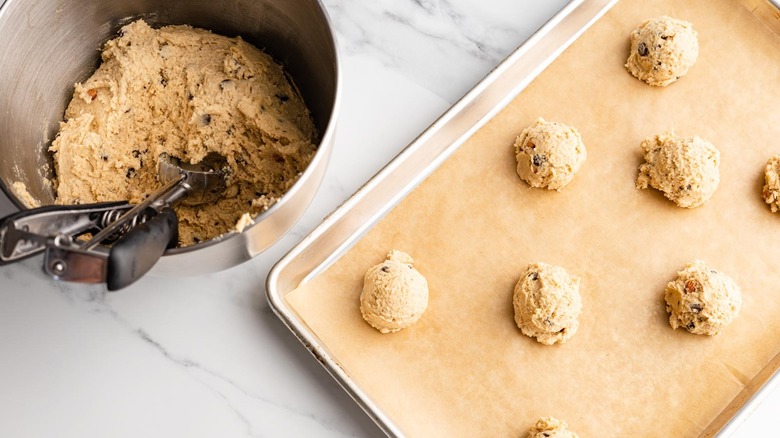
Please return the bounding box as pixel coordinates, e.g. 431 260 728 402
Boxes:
106 207 178 291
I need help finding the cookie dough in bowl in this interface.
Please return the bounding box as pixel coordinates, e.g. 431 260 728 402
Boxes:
50 20 318 246
513 262 582 345
626 16 699 87
514 118 587 191
360 250 429 334
665 260 742 336
636 132 720 208
762 155 780 213
527 417 579 438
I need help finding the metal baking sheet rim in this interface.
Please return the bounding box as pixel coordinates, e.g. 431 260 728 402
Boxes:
266 0 780 436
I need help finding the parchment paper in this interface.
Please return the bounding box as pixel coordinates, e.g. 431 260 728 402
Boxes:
285 0 780 436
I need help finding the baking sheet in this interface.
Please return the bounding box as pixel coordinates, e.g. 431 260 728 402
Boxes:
284 0 780 436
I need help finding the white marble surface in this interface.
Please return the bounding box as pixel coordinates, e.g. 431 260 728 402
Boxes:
0 0 777 436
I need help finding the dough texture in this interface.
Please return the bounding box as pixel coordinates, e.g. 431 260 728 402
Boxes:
50 20 317 245
762 155 780 213
513 262 582 345
360 250 429 334
636 132 720 208
625 16 699 87
514 118 586 191
665 260 742 336
527 417 579 438
11 182 41 208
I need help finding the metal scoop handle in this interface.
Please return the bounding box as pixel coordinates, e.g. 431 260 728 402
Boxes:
0 153 227 290
106 207 178 290
45 173 192 290
0 201 131 264
80 173 185 251
0 174 187 289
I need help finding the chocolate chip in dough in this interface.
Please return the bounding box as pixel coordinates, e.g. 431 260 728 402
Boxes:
532 154 547 167
638 42 649 56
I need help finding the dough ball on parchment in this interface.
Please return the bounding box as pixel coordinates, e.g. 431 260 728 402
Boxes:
636 132 720 208
762 155 780 213
360 250 429 334
625 16 699 87
665 260 742 336
513 262 582 345
527 416 579 438
514 118 587 191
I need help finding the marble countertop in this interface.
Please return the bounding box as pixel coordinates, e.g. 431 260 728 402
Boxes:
0 0 777 436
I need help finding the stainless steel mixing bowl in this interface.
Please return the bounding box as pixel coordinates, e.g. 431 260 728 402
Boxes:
0 0 340 274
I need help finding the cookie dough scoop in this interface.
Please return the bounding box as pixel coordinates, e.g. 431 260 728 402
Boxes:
625 16 699 87
0 153 228 291
527 417 579 438
513 262 583 345
762 155 780 212
636 132 720 208
514 118 587 191
360 250 429 333
665 260 742 335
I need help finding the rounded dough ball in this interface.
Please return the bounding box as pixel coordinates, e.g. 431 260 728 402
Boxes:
360 250 429 333
513 262 582 345
636 132 720 208
527 417 579 438
625 16 699 87
665 260 742 336
762 155 780 213
514 118 587 191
